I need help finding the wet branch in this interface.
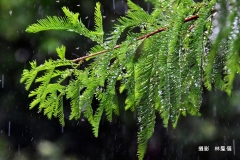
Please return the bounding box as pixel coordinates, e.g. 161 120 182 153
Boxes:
72 14 203 63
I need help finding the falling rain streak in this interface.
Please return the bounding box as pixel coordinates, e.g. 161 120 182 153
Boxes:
87 20 90 28
113 0 115 10
147 2 150 13
233 139 235 155
18 144 20 154
2 74 4 88
8 121 11 136
213 105 216 117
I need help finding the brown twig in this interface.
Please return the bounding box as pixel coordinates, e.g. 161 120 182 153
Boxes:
184 15 199 22
188 24 197 31
72 14 203 63
73 44 122 62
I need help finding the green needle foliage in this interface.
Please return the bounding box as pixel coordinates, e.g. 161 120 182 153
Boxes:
20 0 240 159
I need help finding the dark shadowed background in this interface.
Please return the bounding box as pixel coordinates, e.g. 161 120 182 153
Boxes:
0 0 240 159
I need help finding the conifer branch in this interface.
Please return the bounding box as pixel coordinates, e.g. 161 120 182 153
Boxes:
72 14 202 63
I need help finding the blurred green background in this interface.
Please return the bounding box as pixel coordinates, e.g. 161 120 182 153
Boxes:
0 0 240 159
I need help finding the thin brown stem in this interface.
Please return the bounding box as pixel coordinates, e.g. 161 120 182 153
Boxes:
72 14 205 63
73 44 122 62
